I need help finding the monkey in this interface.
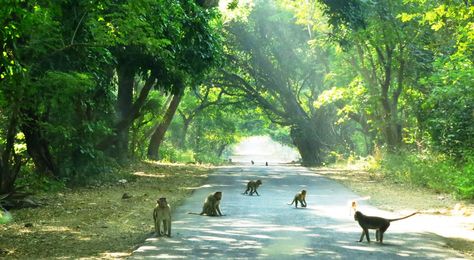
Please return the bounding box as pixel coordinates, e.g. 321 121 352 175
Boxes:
188 191 224 216
354 211 418 243
350 200 358 215
265 162 268 166
288 190 307 208
251 160 254 165
153 197 171 237
243 180 262 196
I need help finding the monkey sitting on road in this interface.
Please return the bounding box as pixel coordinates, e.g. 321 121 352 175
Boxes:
188 191 224 216
288 190 307 208
243 180 262 196
153 197 171 237
354 211 418 243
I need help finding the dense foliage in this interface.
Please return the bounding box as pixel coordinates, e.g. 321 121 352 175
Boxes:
1 0 473 200
0 0 224 196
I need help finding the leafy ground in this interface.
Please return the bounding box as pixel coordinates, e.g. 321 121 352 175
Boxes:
314 163 474 258
0 161 210 259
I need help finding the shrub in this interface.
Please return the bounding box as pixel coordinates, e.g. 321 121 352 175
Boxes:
377 150 474 199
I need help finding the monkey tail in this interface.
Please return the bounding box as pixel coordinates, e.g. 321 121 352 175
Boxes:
287 200 295 206
388 212 418 222
187 212 203 215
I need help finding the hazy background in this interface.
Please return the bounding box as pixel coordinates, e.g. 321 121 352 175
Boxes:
229 136 300 164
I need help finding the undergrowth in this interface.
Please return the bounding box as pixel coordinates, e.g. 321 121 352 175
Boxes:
366 150 474 199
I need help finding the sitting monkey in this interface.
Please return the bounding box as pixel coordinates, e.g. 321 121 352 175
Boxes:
188 191 224 216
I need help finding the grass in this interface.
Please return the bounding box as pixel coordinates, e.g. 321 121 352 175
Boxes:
0 161 211 259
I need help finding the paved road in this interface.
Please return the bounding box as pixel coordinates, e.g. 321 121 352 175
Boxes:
131 164 467 259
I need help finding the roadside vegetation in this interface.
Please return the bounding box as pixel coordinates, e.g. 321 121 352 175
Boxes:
0 162 210 258
0 0 472 258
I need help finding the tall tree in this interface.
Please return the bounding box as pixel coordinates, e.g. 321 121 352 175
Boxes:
214 0 346 165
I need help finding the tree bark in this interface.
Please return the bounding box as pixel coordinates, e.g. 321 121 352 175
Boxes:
21 111 58 177
290 124 322 166
98 63 156 160
0 112 22 194
147 89 184 160
179 117 192 149
113 62 135 160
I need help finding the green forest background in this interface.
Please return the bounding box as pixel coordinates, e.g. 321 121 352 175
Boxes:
1 0 473 206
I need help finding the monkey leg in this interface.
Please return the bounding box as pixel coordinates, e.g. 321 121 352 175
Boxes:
364 228 371 242
208 207 217 216
250 188 257 196
379 227 388 243
163 220 171 237
154 220 160 236
162 221 167 236
157 220 162 237
254 190 260 196
301 200 307 207
243 187 250 194
295 200 299 208
167 220 172 237
375 230 380 241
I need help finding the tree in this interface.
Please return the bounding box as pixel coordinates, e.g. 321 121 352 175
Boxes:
96 0 221 161
214 0 347 165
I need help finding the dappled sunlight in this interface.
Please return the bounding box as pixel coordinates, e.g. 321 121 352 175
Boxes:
132 171 165 178
100 252 130 258
37 225 80 234
132 165 469 259
341 245 377 252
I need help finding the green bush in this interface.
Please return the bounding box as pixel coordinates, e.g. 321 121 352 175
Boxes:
159 144 196 163
16 165 65 193
457 153 474 199
377 150 474 199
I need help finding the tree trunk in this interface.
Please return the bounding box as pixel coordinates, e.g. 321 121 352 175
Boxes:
147 90 184 160
177 117 192 149
0 112 22 194
383 121 402 151
113 62 135 160
217 143 227 158
290 124 322 166
21 111 58 177
98 62 156 161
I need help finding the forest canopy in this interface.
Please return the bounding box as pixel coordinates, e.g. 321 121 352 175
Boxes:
1 0 473 203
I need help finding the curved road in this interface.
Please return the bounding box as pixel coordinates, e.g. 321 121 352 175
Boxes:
131 164 467 259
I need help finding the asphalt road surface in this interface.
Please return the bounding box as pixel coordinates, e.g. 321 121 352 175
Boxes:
130 164 467 259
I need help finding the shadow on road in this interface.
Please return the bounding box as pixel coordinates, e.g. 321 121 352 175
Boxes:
131 165 466 259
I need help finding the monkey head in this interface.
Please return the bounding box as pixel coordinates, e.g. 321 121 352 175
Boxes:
351 201 358 210
354 211 362 221
301 190 307 195
213 191 222 200
256 180 262 185
158 197 168 208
